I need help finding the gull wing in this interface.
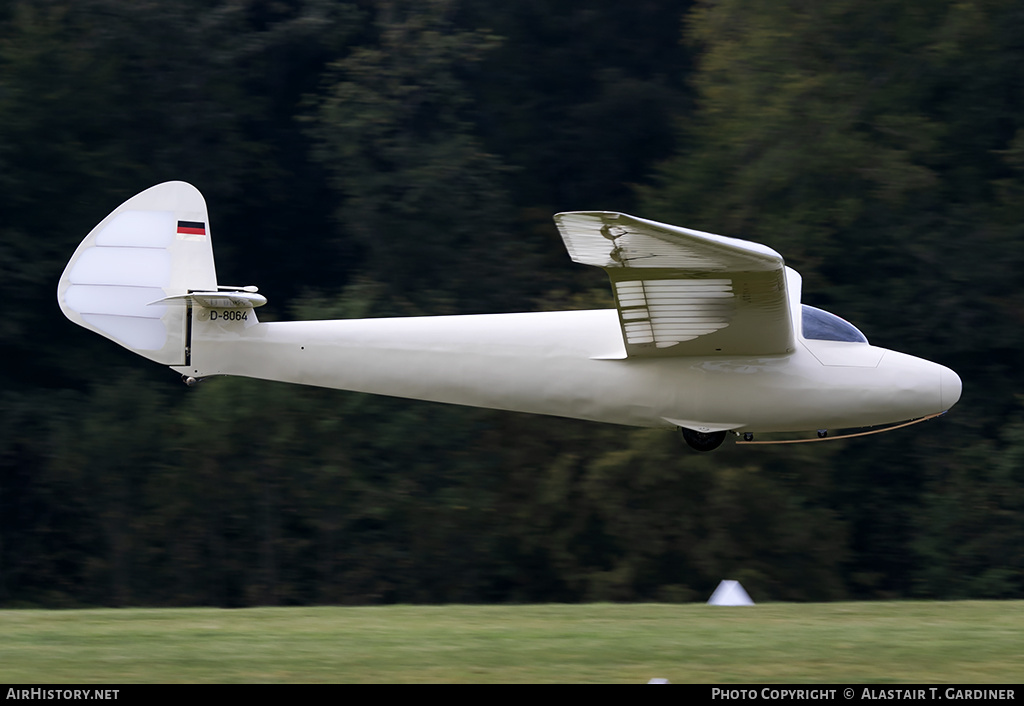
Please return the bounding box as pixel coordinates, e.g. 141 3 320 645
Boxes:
554 212 796 357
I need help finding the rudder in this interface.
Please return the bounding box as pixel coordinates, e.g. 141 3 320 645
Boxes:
57 181 218 365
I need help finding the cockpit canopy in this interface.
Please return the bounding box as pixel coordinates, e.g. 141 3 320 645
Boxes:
801 305 868 343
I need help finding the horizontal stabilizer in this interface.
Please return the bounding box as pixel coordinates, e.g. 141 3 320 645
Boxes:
152 291 267 309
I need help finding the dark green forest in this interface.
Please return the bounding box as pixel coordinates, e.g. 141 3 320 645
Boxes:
2 0 1022 607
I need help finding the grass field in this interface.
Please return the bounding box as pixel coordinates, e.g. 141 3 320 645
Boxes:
0 602 1021 683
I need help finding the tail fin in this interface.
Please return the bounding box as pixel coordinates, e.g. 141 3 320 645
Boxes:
57 181 218 365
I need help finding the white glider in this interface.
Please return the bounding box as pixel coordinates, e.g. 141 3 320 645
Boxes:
57 181 961 450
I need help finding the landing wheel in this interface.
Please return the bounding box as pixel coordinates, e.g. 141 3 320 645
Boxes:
680 427 727 452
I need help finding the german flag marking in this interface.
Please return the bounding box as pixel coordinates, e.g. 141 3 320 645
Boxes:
177 220 206 236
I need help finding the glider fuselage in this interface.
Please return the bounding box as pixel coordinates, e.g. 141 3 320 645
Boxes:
174 308 956 433
58 182 962 443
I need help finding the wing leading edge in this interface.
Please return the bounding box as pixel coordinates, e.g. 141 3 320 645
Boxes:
553 212 796 357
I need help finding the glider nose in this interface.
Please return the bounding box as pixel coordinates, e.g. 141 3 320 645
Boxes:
939 365 962 411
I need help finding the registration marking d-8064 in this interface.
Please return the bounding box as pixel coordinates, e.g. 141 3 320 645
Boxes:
208 310 248 322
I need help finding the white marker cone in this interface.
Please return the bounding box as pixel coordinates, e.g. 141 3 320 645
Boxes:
707 579 755 606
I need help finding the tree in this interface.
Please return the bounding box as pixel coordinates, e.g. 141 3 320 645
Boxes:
307 0 538 313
